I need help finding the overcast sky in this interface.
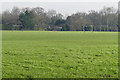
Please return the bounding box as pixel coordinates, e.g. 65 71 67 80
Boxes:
0 0 119 15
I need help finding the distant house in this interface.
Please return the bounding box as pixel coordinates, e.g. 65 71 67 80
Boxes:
57 27 62 31
13 25 22 30
45 26 63 31
13 24 22 26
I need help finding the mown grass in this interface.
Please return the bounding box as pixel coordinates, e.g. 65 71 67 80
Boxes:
2 31 118 78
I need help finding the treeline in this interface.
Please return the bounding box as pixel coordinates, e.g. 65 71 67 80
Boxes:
0 6 118 31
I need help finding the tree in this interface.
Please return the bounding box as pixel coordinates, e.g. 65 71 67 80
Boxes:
100 7 117 31
1 6 118 31
19 10 35 30
66 12 89 31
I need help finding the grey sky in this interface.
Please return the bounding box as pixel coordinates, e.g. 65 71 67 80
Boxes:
1 2 118 15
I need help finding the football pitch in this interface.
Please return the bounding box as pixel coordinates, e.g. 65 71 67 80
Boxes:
2 31 118 78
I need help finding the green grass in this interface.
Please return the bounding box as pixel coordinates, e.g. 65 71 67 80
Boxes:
2 31 118 78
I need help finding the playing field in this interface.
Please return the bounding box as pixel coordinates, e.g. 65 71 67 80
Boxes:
2 31 118 78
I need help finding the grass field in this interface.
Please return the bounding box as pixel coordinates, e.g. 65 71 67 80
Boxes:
2 31 118 78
